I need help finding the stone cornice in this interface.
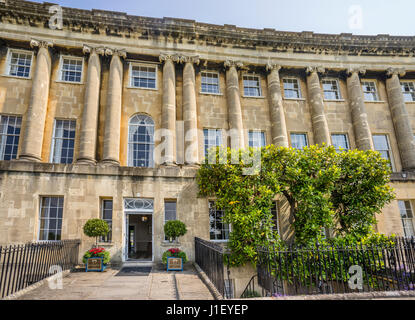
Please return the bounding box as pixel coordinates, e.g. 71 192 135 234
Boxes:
2 1 415 57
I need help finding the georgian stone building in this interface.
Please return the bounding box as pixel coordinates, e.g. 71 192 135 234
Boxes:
1 0 415 267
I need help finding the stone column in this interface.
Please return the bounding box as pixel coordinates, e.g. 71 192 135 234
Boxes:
181 55 200 165
386 68 415 170
102 49 126 166
77 46 104 165
159 54 179 165
225 60 245 149
266 63 289 147
306 66 331 146
346 67 374 151
19 39 53 162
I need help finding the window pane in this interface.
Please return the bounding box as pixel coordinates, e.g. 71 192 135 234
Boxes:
128 115 155 167
131 65 156 89
0 115 22 161
332 134 349 152
39 197 64 241
209 201 229 241
52 120 76 164
201 72 220 94
249 131 266 148
291 133 308 150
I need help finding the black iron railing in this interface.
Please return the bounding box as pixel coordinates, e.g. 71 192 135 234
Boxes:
0 240 80 298
255 237 415 298
195 237 232 299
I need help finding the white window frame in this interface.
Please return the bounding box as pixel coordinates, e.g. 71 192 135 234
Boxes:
58 55 84 84
283 77 302 99
248 130 266 149
127 114 155 168
372 134 395 172
4 48 34 79
163 200 177 241
242 74 262 97
331 133 350 153
101 199 113 243
49 119 77 164
200 71 221 95
290 133 309 150
128 62 158 90
400 81 415 102
322 78 342 101
203 128 223 158
398 200 415 238
0 114 22 161
361 80 380 102
209 201 231 242
270 201 281 237
38 196 64 242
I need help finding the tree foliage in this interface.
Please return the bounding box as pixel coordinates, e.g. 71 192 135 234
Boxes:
197 145 395 267
164 220 188 240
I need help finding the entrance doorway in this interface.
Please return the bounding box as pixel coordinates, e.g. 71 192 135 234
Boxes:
124 198 154 262
127 214 153 260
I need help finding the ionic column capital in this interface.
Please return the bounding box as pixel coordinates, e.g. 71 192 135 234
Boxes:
105 48 127 59
179 55 200 65
159 53 181 64
266 63 281 73
347 66 367 76
82 45 105 56
30 39 53 49
306 66 325 75
224 60 244 70
386 67 406 78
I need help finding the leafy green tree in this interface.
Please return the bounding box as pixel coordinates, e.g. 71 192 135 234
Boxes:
332 149 395 240
164 220 187 242
197 145 395 267
83 219 109 247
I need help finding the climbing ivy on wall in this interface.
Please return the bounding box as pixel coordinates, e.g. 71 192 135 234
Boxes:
197 145 395 267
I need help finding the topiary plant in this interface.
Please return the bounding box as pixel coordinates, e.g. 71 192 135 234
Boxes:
83 219 109 247
164 220 187 242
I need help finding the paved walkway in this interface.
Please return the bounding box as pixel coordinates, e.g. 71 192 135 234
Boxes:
16 263 214 300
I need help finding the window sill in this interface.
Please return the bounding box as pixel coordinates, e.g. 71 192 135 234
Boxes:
161 241 181 247
324 99 345 102
283 97 305 101
242 95 265 99
126 86 158 91
54 80 84 85
1 74 32 80
199 92 223 96
364 100 386 103
97 242 114 247
210 240 229 243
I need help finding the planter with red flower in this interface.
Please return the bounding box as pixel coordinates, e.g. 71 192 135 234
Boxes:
162 248 188 271
82 219 111 272
83 247 110 272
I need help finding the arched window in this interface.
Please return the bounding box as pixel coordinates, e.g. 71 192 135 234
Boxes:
128 114 155 168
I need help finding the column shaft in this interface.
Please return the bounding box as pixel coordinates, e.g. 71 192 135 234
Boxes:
226 64 245 149
306 69 331 146
103 54 123 165
77 50 101 164
386 73 415 170
267 66 289 147
183 61 199 165
19 45 52 161
161 59 177 165
347 71 374 151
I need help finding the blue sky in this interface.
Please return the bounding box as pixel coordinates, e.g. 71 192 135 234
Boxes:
31 0 415 36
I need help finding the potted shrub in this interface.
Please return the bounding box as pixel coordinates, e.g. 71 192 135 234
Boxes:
164 220 187 243
83 219 110 272
162 248 188 271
